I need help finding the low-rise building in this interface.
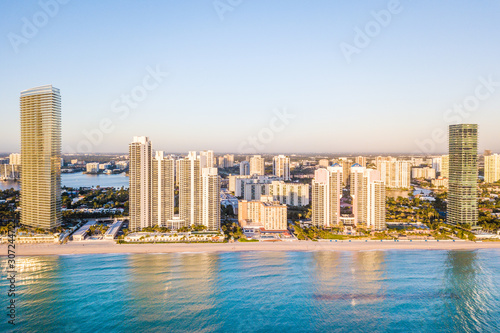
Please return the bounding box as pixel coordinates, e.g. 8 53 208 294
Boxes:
238 199 287 231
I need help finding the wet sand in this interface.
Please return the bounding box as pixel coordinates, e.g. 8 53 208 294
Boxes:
4 239 500 256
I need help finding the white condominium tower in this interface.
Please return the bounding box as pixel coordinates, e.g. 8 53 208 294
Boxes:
152 151 175 227
20 85 61 229
273 155 290 180
129 136 153 231
249 155 265 176
350 165 367 226
178 151 221 230
240 160 250 175
312 164 343 228
351 165 386 230
376 158 411 189
9 153 21 166
355 156 366 168
200 150 215 168
202 167 221 230
178 151 202 227
484 154 500 183
440 155 449 178
369 179 386 231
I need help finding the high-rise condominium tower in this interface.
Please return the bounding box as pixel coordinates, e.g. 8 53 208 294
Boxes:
484 154 500 184
178 151 221 230
249 155 265 176
273 155 290 180
355 156 366 168
240 160 250 175
152 151 175 227
350 164 367 226
178 152 202 227
376 158 411 189
448 124 478 226
20 85 61 229
200 150 215 169
129 136 153 231
311 164 343 228
441 155 449 178
202 167 221 230
351 165 386 230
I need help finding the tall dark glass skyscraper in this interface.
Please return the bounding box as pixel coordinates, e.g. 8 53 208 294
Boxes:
448 124 478 227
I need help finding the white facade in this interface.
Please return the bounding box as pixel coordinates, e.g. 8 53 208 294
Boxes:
377 158 411 189
269 181 309 206
153 151 175 227
351 165 386 230
86 162 99 174
441 155 449 178
240 161 250 175
178 151 201 227
355 156 366 167
311 164 343 228
178 151 221 230
411 167 436 180
200 150 215 169
9 153 21 166
249 155 265 176
202 167 221 230
485 154 500 183
273 155 290 180
129 136 153 231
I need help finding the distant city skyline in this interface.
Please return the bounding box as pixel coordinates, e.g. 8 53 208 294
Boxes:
1 1 499 153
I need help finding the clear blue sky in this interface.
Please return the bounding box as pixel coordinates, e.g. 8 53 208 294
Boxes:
1 0 499 154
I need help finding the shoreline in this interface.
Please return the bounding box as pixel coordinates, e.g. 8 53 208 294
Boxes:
3 240 500 256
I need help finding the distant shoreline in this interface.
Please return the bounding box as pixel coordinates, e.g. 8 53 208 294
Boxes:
4 240 500 256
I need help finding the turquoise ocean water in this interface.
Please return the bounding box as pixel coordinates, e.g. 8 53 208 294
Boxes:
2 250 499 332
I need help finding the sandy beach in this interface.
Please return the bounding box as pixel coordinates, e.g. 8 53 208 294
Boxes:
3 240 500 256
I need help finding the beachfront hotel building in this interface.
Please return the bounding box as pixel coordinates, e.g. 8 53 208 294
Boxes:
152 151 175 227
129 136 153 231
447 124 478 227
249 155 265 176
20 85 61 229
311 164 343 228
238 198 287 231
273 155 291 180
484 154 500 183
